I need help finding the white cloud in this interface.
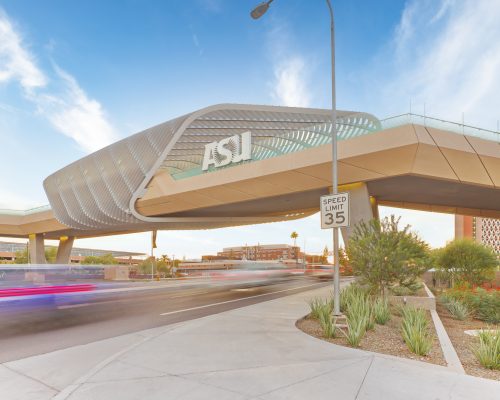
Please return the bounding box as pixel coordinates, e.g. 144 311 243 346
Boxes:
0 10 46 90
272 56 311 107
379 0 500 129
266 20 312 108
38 66 118 152
0 9 117 153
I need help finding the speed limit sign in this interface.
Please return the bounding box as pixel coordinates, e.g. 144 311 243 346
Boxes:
320 193 350 229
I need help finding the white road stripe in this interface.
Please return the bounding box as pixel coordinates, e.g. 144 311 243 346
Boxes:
160 282 325 316
57 303 91 309
167 289 211 298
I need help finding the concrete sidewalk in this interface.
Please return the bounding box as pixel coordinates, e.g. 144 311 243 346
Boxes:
1 285 498 400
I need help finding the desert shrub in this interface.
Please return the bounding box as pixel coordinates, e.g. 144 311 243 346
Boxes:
438 293 452 305
441 288 500 324
444 299 470 321
401 307 432 356
472 330 500 370
440 287 476 307
390 281 423 296
318 306 337 339
471 290 500 324
347 216 430 296
390 285 417 296
373 297 391 325
434 239 497 287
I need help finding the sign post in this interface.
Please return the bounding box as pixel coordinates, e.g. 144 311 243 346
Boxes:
320 193 350 230
321 192 349 318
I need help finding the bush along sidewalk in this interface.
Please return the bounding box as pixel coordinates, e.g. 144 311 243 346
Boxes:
400 306 432 356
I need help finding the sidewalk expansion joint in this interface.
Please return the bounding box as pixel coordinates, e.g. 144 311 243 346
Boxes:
1 363 59 392
354 355 375 400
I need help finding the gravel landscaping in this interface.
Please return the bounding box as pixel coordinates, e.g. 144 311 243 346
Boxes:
297 306 446 366
436 302 500 381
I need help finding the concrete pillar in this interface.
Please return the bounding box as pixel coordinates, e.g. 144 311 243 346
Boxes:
339 183 378 246
55 236 75 264
28 233 46 264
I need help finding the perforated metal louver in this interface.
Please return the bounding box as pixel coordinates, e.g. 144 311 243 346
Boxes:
43 104 380 232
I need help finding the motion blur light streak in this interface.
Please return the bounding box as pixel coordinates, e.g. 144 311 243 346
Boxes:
0 284 95 298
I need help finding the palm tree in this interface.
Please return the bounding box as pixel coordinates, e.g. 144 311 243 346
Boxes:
291 231 299 263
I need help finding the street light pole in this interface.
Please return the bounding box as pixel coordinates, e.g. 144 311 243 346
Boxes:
325 0 341 317
251 0 340 316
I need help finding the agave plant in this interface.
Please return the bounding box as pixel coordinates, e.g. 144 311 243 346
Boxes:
373 297 391 325
472 330 500 370
344 313 367 347
318 306 337 339
308 298 326 319
445 299 470 321
400 306 432 356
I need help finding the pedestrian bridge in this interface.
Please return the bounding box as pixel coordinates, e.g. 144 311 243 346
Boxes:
0 104 498 262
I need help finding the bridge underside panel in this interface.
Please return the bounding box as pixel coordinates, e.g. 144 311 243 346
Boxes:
368 175 500 218
160 188 329 218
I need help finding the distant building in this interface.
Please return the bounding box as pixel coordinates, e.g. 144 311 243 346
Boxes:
455 215 500 254
216 244 303 261
0 240 145 264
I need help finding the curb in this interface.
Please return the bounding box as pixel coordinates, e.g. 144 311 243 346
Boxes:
424 283 465 374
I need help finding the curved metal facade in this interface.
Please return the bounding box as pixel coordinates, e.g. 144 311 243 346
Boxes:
43 104 380 232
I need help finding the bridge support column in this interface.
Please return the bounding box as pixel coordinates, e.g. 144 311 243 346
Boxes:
28 233 46 264
339 183 379 246
56 236 75 264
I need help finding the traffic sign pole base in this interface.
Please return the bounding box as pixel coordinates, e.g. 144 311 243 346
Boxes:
333 314 347 329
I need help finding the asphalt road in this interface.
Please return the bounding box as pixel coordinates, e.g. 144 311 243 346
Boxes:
0 278 330 363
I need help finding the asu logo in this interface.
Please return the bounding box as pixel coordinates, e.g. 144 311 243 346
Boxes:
202 131 252 171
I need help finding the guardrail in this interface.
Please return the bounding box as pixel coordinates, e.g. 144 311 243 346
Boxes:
380 113 500 143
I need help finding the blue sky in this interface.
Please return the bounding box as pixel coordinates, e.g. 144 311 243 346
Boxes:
1 0 499 258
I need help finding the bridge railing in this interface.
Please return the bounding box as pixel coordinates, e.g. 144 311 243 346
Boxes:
0 204 51 216
380 113 500 143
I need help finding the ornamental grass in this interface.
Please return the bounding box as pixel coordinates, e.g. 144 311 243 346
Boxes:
400 306 432 356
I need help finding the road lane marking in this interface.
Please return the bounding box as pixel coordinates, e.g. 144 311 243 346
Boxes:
57 303 91 309
167 289 211 298
160 282 325 316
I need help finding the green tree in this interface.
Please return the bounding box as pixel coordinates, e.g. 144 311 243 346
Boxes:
321 246 329 264
14 249 28 264
347 216 430 295
434 239 497 287
137 257 155 274
338 247 352 275
291 231 299 263
82 254 118 265
45 247 57 263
